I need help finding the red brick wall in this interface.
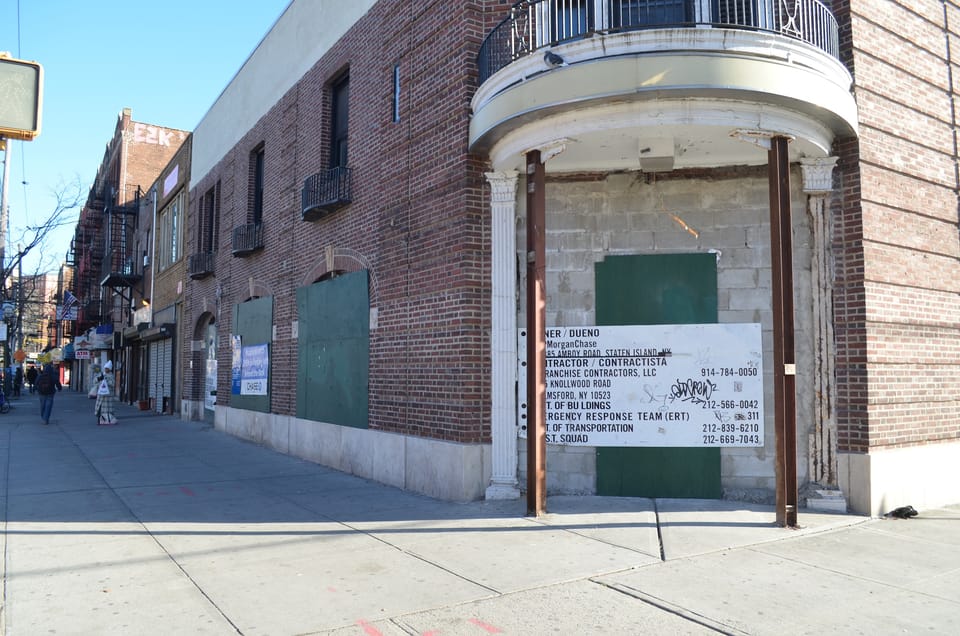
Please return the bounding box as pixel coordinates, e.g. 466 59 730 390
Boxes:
186 1 493 443
835 0 960 451
74 109 188 332
122 116 189 207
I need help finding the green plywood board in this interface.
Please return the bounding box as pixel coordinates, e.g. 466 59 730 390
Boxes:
296 270 369 427
231 296 273 414
595 253 721 498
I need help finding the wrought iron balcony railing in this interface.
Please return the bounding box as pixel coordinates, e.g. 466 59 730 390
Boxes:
301 167 352 221
232 222 264 256
188 252 216 279
98 193 139 287
478 0 840 83
100 253 141 288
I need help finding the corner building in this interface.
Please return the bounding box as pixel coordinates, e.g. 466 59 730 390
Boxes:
182 0 960 515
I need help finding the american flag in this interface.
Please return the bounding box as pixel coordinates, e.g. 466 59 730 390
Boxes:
59 291 79 320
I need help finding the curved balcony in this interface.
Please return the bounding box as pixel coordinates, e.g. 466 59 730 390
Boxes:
188 252 216 279
301 167 352 222
232 222 264 257
470 0 858 173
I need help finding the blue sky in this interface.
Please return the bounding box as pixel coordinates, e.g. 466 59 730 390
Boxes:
1 0 290 274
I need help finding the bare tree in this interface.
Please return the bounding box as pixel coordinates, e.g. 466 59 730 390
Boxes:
1 177 84 350
1 177 84 285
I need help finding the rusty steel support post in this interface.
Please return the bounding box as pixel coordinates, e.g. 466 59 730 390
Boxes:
525 150 547 516
768 136 798 528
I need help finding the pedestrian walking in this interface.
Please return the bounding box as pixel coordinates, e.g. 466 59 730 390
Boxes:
13 365 23 398
25 364 38 394
36 362 62 425
95 360 118 425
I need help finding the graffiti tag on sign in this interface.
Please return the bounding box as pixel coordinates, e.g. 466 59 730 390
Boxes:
518 323 764 447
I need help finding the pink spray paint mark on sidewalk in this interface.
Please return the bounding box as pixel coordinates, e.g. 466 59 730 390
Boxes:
356 619 382 635
469 618 503 633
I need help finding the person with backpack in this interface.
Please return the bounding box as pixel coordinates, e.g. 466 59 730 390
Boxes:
36 362 62 425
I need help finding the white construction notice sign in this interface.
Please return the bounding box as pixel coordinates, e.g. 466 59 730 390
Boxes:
518 324 764 447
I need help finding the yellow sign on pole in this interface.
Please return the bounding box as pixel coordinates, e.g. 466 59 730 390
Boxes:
0 53 43 141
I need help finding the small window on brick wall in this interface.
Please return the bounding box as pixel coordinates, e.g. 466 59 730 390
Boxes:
392 64 400 123
199 181 220 253
330 73 349 168
249 145 265 224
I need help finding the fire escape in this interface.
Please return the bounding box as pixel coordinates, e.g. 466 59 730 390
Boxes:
72 181 107 334
100 186 142 327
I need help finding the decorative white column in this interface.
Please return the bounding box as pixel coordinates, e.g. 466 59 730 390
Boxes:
485 171 521 500
801 157 841 491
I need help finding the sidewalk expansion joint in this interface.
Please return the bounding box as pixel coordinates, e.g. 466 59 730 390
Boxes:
653 498 665 561
596 579 749 635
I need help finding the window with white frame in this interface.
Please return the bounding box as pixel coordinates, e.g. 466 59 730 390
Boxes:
157 190 183 271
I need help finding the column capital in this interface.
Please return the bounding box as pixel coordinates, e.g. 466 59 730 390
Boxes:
800 157 839 194
485 171 519 202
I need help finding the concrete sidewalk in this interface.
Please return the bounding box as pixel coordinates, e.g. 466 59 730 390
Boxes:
1 389 957 635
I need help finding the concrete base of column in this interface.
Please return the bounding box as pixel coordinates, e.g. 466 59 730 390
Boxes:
485 481 521 500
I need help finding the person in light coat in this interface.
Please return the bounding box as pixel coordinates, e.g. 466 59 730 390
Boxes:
95 361 118 425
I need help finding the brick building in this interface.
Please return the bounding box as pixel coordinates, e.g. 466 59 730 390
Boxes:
121 137 192 414
69 108 188 395
5 272 58 354
829 0 960 513
178 0 958 515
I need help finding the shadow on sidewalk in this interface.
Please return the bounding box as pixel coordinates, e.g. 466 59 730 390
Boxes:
0 388 864 564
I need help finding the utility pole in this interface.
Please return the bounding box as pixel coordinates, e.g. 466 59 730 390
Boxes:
1 138 10 379
16 243 23 351
0 136 9 268
0 53 43 384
